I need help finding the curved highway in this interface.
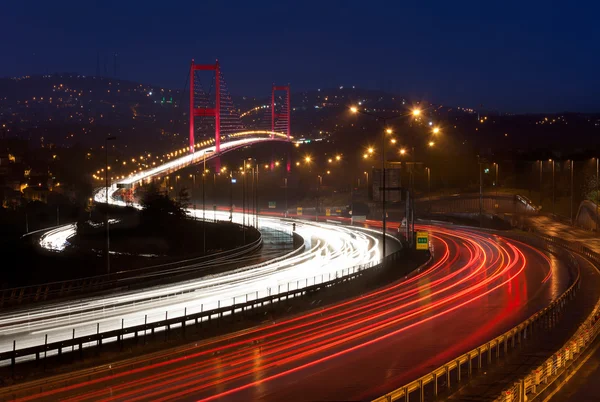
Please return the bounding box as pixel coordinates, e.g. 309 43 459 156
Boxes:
0 211 388 363
1 224 575 401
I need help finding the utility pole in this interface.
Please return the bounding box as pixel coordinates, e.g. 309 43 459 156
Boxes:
539 160 543 207
316 175 322 222
552 159 555 215
242 165 246 244
381 120 387 258
495 162 499 207
426 167 431 213
229 171 233 222
105 136 117 275
570 159 574 225
284 177 288 218
478 158 483 228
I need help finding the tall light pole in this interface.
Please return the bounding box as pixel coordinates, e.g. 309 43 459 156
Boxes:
202 170 206 254
596 157 599 234
478 156 483 228
495 162 499 199
539 160 543 207
426 167 431 213
105 135 117 275
284 177 288 218
316 174 322 221
350 106 421 257
551 159 555 215
570 159 574 224
190 173 196 220
229 171 233 222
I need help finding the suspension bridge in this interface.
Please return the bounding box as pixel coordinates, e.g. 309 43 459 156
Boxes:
117 59 292 190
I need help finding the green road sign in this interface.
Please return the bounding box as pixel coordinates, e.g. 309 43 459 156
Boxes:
416 231 429 250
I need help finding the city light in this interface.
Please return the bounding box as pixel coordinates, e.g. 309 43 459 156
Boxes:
400 148 407 155
368 147 374 154
335 155 341 161
412 108 421 116
429 141 435 147
386 128 393 134
432 127 440 134
305 156 312 163
350 106 358 113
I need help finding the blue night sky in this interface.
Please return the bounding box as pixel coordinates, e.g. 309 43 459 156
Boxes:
3 0 599 113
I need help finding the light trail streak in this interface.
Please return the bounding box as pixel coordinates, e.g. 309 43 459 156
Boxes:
4 139 571 402
6 225 571 402
6 172 386 367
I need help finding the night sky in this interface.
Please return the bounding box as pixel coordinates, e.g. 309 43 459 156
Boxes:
3 1 599 113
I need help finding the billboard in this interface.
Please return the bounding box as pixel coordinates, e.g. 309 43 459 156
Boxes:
372 168 402 202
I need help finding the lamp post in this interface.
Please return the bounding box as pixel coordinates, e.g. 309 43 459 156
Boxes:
284 177 288 218
495 162 499 201
570 160 574 225
202 169 206 254
350 106 421 257
229 171 233 222
477 156 483 228
551 159 555 215
317 174 322 222
539 160 543 207
190 173 196 220
105 135 117 275
426 167 431 213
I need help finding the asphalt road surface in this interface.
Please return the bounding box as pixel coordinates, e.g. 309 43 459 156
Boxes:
2 224 574 402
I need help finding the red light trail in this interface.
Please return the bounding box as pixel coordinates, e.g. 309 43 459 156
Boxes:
6 225 572 402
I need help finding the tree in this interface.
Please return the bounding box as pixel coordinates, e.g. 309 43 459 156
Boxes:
176 187 191 210
139 184 186 231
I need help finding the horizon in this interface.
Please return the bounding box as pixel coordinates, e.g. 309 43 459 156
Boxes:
2 71 598 116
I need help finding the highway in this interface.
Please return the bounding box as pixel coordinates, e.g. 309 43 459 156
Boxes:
0 210 389 365
1 224 574 401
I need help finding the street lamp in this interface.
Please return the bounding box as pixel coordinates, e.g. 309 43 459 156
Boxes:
350 106 422 256
550 158 555 215
317 174 323 221
105 135 117 275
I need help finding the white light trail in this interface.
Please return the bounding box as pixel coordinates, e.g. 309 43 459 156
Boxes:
9 137 389 364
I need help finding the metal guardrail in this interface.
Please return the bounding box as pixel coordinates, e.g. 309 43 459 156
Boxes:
372 233 585 402
0 227 264 308
491 234 600 402
0 250 406 371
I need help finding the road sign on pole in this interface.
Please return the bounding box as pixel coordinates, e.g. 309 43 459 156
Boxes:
297 207 302 216
416 231 429 250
